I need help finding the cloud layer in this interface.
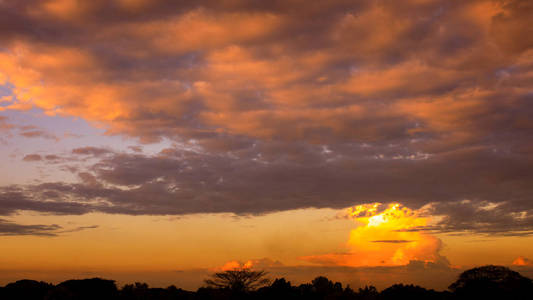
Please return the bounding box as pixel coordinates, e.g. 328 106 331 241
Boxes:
0 0 531 145
0 0 533 234
3 143 533 235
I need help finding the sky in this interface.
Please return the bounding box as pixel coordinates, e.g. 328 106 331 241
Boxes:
1 0 533 291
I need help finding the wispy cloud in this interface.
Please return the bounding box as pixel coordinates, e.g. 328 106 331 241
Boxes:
0 219 98 236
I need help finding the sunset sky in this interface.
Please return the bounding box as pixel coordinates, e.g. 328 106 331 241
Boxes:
1 0 533 291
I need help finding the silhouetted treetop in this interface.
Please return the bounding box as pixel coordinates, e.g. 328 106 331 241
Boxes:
449 265 532 290
48 278 118 300
449 265 533 300
2 280 52 300
311 276 343 296
204 269 270 292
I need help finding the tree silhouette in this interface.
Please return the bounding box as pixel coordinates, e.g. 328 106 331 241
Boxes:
46 278 118 300
2 280 52 300
357 285 379 300
311 276 343 297
449 265 533 300
204 269 270 292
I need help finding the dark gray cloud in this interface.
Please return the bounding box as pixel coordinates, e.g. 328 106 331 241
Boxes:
0 186 100 215
2 140 533 235
0 219 60 236
0 219 98 236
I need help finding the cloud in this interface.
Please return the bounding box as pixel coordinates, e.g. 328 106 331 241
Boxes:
0 219 98 236
0 219 60 236
0 116 14 131
19 130 58 140
513 256 533 266
21 153 63 163
301 204 448 267
72 147 112 156
1 140 533 235
0 1 532 236
0 115 58 141
128 145 143 153
0 0 530 147
22 154 42 161
0 185 99 215
58 225 99 234
216 258 284 271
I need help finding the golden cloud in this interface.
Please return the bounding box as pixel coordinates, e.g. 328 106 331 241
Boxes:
302 203 446 267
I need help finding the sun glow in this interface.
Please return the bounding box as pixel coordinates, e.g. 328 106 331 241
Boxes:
302 203 446 267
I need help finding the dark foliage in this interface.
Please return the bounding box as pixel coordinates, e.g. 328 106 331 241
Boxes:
0 265 531 300
380 284 451 300
46 278 118 300
449 265 533 300
204 269 270 292
120 282 193 300
2 280 53 300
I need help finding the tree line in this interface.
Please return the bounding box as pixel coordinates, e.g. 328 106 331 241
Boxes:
0 265 532 300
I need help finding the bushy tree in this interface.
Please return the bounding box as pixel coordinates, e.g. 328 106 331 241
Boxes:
204 269 270 292
449 265 533 300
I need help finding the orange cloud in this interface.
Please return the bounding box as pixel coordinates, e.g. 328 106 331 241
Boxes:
1 0 527 147
134 10 281 55
302 203 446 267
513 256 533 266
216 258 283 271
218 260 245 271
